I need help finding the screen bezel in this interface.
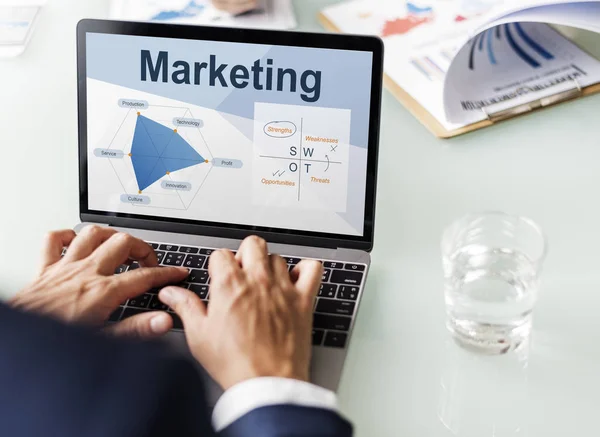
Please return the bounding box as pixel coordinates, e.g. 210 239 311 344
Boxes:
77 19 383 251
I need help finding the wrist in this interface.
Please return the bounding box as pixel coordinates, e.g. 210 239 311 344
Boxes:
219 365 310 390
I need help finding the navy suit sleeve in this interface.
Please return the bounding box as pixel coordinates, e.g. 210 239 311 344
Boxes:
0 303 214 437
0 303 353 437
220 405 353 437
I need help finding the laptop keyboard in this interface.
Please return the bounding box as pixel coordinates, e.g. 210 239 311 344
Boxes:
106 242 366 349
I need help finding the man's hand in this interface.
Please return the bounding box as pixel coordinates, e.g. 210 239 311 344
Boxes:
159 236 323 390
10 226 189 338
212 0 258 15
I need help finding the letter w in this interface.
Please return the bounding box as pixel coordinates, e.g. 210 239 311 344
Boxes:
302 147 314 157
141 50 168 82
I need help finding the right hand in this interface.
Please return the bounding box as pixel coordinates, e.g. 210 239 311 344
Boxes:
212 0 258 15
159 236 323 390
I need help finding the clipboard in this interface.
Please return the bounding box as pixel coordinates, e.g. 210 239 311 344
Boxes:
318 12 600 139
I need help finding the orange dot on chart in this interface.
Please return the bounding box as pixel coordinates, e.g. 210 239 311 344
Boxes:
138 190 142 194
205 159 209 163
137 112 140 115
128 153 132 157
166 171 170 175
173 129 177 133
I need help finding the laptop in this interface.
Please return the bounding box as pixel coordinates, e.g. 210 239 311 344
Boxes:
76 19 383 402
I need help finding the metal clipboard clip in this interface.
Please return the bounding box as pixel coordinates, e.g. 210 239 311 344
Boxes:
481 78 582 123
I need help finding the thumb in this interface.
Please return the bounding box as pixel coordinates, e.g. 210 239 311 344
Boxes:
159 286 207 330
105 311 173 339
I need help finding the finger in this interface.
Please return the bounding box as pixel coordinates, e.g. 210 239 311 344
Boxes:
270 254 293 289
208 249 243 291
92 232 158 275
291 260 323 302
236 236 271 283
105 311 172 339
40 229 77 270
110 266 189 304
213 0 256 14
63 225 117 261
159 286 207 330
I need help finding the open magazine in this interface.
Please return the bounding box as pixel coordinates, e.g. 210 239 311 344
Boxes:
321 0 600 137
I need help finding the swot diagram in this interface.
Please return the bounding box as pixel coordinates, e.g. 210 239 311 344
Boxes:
253 102 351 212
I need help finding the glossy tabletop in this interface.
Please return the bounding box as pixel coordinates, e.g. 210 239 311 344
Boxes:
1 1 600 436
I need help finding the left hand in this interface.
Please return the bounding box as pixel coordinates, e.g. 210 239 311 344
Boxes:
9 226 189 339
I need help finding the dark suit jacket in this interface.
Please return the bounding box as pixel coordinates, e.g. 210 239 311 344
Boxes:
0 303 352 437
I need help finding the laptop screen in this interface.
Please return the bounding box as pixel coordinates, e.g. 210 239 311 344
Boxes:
84 32 374 238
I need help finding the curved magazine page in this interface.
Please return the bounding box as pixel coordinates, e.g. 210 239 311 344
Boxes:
443 22 600 125
467 0 600 38
471 2 600 35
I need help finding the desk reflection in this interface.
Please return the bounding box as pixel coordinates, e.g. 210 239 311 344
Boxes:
438 339 530 436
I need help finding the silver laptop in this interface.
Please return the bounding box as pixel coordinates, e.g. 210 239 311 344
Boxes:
76 19 383 402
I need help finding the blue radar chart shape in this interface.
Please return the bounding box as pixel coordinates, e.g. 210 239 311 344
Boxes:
131 114 205 191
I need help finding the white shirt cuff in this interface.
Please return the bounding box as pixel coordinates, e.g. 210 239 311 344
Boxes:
212 377 338 431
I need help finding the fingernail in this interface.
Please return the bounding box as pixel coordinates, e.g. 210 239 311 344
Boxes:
159 287 180 305
177 267 189 274
150 313 171 334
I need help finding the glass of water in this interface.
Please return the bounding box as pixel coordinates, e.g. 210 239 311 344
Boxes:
442 212 547 354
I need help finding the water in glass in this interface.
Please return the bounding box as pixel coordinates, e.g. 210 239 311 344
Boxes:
442 213 546 354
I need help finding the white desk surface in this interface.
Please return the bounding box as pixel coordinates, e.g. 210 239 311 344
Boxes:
1 1 600 436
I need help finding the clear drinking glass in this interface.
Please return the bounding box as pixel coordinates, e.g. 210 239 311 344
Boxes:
441 212 547 354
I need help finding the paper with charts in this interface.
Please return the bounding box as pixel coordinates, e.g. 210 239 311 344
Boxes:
323 0 600 132
110 0 297 30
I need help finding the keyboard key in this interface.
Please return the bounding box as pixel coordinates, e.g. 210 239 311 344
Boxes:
114 265 128 274
147 287 161 295
127 293 152 309
129 262 140 270
188 269 209 284
179 246 199 254
313 314 351 331
322 269 331 282
108 307 124 322
183 255 206 269
337 286 359 301
323 261 344 269
148 295 169 311
330 269 363 286
189 284 209 299
199 248 215 255
159 244 179 252
170 314 184 330
319 283 337 298
316 298 355 316
344 263 366 272
121 307 150 320
155 251 165 264
148 243 159 249
324 331 348 348
312 329 325 346
163 252 185 266
284 257 301 265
